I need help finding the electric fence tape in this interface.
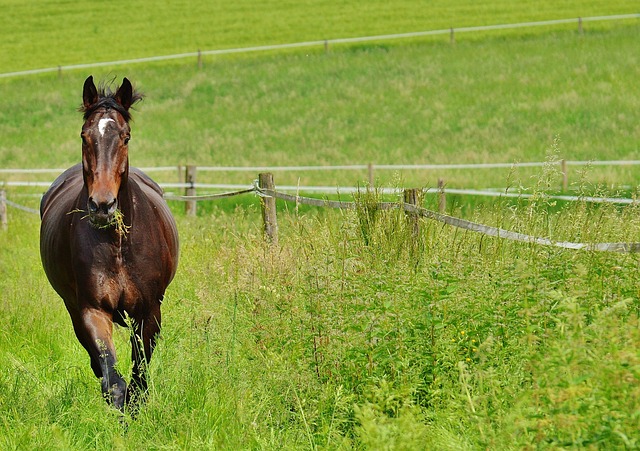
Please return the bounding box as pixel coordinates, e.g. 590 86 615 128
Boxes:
258 187 640 254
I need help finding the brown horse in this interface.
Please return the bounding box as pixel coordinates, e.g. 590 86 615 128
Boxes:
40 76 179 410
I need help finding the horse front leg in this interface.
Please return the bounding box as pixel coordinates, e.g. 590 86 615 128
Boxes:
73 308 127 410
127 306 161 405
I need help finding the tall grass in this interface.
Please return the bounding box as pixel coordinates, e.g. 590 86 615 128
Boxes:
1 165 639 448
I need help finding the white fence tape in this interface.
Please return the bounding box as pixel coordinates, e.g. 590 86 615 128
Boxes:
2 181 637 205
4 199 39 215
259 187 640 253
3 159 640 176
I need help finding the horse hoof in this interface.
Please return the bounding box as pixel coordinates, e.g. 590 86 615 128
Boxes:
103 379 127 411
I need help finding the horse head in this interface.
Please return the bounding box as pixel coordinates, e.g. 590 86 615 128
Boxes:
80 75 142 227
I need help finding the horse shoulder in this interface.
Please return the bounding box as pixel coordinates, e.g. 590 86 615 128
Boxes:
40 164 84 218
127 169 179 279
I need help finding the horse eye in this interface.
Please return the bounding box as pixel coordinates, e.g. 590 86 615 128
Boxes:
124 137 131 145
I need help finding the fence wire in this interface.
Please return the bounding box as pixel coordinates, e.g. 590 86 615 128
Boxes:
4 199 39 215
257 187 640 254
163 187 256 201
4 184 640 253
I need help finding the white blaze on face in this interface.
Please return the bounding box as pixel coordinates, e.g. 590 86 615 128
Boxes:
98 118 115 137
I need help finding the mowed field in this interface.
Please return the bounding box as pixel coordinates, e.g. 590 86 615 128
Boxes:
2 1 640 449
1 0 638 73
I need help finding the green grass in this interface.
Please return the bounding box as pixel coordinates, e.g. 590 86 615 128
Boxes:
1 0 637 73
2 1 640 449
2 24 640 193
2 179 640 449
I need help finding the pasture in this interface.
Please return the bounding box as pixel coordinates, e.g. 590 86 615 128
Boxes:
1 0 638 74
2 22 640 192
2 1 640 449
3 179 640 449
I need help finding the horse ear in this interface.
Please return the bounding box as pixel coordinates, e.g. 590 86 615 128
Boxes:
115 78 133 111
82 76 98 110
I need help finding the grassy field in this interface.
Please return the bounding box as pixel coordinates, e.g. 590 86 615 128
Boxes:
1 0 637 73
2 1 640 449
2 181 640 449
2 23 640 194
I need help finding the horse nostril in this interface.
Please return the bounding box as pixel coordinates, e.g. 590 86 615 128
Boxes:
88 198 99 214
87 197 117 217
106 199 118 215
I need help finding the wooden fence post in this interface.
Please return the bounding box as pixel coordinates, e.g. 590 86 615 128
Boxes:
259 172 278 246
185 165 197 216
438 178 446 214
450 27 455 44
561 159 568 192
404 188 421 240
0 190 7 231
368 163 374 186
578 17 583 34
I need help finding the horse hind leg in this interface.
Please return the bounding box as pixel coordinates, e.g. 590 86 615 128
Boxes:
73 309 127 410
127 309 161 405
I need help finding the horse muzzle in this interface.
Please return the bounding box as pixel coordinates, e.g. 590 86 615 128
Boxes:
88 196 118 227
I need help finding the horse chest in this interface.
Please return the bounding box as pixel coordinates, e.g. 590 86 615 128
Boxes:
84 244 149 311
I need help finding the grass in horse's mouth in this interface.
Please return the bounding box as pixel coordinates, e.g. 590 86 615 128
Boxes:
108 209 131 236
67 208 130 236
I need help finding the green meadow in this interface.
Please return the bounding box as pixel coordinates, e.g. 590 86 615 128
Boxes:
3 170 640 449
2 20 640 191
1 0 637 73
2 1 640 449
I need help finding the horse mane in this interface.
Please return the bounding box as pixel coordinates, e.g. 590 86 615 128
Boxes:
80 79 143 122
